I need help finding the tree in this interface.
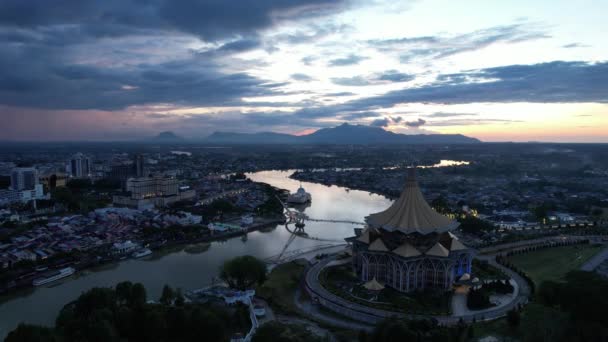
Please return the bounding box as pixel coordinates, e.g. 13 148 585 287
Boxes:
431 196 450 214
5 324 58 342
253 321 322 342
12 282 249 342
367 318 456 342
220 255 267 290
467 288 493 310
459 216 495 235
129 283 147 308
507 308 520 328
174 288 185 306
115 281 134 305
533 205 549 222
160 284 175 305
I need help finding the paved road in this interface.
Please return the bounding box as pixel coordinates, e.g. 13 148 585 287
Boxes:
478 235 590 255
304 254 531 326
294 286 373 332
581 245 608 271
451 280 519 317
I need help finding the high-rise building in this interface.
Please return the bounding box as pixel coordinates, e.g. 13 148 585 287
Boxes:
1 167 46 205
69 153 91 178
134 154 145 177
10 167 38 191
109 164 135 183
126 176 179 199
113 176 195 209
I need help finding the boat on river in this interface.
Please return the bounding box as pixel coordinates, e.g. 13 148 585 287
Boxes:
132 248 152 258
32 267 75 286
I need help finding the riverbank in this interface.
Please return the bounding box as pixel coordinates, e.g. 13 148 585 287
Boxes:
0 169 392 339
0 216 285 298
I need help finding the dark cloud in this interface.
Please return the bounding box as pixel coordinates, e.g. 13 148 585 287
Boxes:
325 91 356 97
0 0 349 42
291 73 315 82
376 70 415 82
0 47 283 110
341 111 381 120
328 54 367 66
215 38 262 53
301 55 318 65
146 113 171 119
427 112 478 118
405 118 426 127
391 61 608 104
367 24 549 62
366 115 407 127
273 23 351 45
331 70 415 86
317 61 608 116
289 61 608 124
370 117 390 127
425 118 520 126
368 36 439 46
562 43 589 49
0 0 355 111
331 76 371 86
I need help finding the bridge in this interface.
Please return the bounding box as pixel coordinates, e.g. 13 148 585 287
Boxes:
306 218 365 225
264 196 360 266
265 243 347 266
276 195 365 226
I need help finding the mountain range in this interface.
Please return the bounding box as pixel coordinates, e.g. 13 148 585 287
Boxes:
205 123 481 144
153 131 184 141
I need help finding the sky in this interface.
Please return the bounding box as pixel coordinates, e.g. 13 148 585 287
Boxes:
0 0 606 142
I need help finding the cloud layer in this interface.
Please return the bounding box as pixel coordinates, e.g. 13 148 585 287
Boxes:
0 1 606 141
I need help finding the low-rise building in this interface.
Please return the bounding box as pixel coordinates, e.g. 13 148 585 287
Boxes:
112 240 140 255
39 173 67 190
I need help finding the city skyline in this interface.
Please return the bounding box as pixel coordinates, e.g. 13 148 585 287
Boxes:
0 0 607 142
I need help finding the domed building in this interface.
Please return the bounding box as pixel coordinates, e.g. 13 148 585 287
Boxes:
350 168 474 292
287 184 312 204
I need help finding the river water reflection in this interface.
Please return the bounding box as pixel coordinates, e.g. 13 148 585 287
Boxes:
0 170 392 338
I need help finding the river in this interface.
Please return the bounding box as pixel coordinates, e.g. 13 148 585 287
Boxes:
0 170 392 338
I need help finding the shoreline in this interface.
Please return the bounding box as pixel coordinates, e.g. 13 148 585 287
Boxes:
0 216 285 299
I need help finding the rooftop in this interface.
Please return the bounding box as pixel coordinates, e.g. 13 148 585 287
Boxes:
365 168 459 235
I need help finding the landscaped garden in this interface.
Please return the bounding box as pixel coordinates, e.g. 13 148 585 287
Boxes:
467 280 514 310
471 259 508 281
319 264 451 315
257 260 306 314
506 244 603 285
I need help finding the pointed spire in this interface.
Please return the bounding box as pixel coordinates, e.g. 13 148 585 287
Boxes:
405 167 417 189
407 167 416 180
365 167 459 235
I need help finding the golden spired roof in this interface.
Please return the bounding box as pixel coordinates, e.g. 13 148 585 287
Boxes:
366 168 459 235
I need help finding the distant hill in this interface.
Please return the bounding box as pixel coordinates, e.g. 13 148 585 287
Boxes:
206 123 480 144
206 131 299 144
153 131 183 141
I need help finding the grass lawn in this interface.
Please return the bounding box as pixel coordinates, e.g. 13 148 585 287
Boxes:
256 261 306 314
319 265 451 315
472 259 509 281
473 303 568 342
506 244 603 285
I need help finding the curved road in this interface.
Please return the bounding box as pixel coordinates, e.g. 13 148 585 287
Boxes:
303 254 530 326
